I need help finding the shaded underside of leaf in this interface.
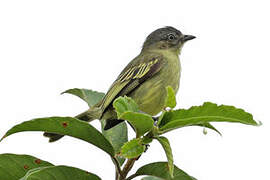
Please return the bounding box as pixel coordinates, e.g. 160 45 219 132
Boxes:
1 117 114 156
63 89 129 165
20 165 101 180
62 88 105 107
134 162 194 180
101 120 128 166
156 137 174 178
159 102 258 133
0 153 53 180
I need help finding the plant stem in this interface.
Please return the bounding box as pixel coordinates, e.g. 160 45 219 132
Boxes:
112 156 123 179
125 174 138 180
120 158 137 180
115 169 119 180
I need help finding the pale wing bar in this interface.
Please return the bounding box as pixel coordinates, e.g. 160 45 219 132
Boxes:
118 59 159 82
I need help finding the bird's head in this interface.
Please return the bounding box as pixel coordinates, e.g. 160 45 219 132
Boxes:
142 26 195 53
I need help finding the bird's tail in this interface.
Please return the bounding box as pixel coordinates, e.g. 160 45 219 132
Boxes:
43 107 102 142
75 107 102 121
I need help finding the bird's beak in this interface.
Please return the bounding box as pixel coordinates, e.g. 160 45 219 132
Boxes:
182 35 196 42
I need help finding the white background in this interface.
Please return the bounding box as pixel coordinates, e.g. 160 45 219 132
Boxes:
0 0 269 180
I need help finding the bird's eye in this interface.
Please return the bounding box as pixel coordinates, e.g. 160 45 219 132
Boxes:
168 34 175 40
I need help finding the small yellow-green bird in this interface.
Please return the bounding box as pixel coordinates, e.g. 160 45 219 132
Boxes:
44 26 195 142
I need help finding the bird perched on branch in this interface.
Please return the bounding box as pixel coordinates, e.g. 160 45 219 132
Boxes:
44 26 195 142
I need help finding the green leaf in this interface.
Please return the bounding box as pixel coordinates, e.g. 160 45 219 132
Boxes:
142 136 153 145
134 162 194 180
156 137 174 178
165 86 176 109
1 117 115 156
121 138 145 159
113 96 139 117
64 89 129 165
0 153 53 180
19 167 52 180
113 96 154 137
62 88 105 107
120 112 154 137
19 165 101 180
142 176 162 180
101 120 128 166
159 102 259 134
157 111 166 127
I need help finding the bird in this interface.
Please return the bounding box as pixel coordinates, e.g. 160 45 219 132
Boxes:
44 26 195 142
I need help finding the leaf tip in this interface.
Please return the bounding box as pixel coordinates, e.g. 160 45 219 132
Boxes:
257 121 263 126
0 134 7 142
60 89 73 95
165 86 177 109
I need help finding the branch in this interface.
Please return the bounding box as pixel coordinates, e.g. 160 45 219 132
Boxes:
126 173 138 180
111 156 123 179
121 158 136 179
115 170 119 180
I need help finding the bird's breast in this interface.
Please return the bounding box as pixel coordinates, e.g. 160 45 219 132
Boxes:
129 53 181 115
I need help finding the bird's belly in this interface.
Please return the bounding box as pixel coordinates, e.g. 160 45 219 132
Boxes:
129 63 180 115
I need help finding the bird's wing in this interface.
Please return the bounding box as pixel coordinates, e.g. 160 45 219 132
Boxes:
98 54 165 112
